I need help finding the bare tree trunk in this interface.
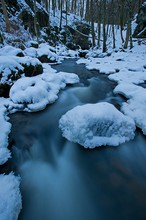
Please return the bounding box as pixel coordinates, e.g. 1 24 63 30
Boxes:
85 0 90 22
124 0 133 49
52 0 56 16
111 0 116 49
66 0 68 27
123 20 130 49
34 0 39 42
48 0 51 27
102 0 107 53
59 0 63 30
0 31 3 44
91 0 95 47
112 25 116 49
80 0 85 19
97 0 101 47
1 0 11 32
119 0 125 43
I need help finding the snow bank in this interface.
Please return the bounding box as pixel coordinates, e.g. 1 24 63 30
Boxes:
59 102 135 148
109 70 146 84
0 101 11 165
0 173 22 220
114 83 146 135
77 49 146 76
0 45 23 56
10 68 79 112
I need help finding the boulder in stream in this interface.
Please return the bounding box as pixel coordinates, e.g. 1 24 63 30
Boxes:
59 102 136 148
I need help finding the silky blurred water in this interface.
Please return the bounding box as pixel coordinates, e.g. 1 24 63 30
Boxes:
9 59 146 220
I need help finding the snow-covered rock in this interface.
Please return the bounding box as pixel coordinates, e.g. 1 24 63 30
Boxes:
10 69 79 112
59 102 136 148
114 83 146 135
0 45 24 57
0 173 22 220
24 43 59 63
0 55 43 84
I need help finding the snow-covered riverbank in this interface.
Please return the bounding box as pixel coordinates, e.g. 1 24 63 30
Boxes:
0 44 79 220
77 41 146 135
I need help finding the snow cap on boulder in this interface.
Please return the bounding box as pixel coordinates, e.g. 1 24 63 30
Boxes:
59 102 136 148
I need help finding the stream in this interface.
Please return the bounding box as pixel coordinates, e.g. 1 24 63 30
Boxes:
8 59 146 220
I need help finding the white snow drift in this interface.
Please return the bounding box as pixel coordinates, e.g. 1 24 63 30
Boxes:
0 103 11 165
59 102 136 148
0 173 22 220
114 83 146 135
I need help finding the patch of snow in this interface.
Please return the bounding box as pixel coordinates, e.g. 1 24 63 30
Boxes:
59 102 135 148
0 173 22 220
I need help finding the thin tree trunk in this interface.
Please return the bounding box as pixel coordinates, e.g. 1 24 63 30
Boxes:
111 0 116 49
102 0 107 53
129 19 133 49
85 0 90 22
34 0 39 42
48 0 51 27
1 0 10 32
123 20 130 49
119 0 125 43
91 0 95 47
97 0 101 47
52 0 56 16
59 0 63 30
66 0 68 27
112 24 116 49
0 31 3 44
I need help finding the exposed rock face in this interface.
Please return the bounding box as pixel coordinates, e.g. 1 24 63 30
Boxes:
66 22 90 50
133 2 146 38
0 83 11 98
23 63 43 76
0 0 49 35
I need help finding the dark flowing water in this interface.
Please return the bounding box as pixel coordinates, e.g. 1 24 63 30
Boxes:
8 59 146 220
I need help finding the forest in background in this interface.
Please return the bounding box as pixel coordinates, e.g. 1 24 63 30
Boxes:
0 0 146 52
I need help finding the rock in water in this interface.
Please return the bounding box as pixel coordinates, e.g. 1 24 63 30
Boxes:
133 2 146 38
59 102 136 148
